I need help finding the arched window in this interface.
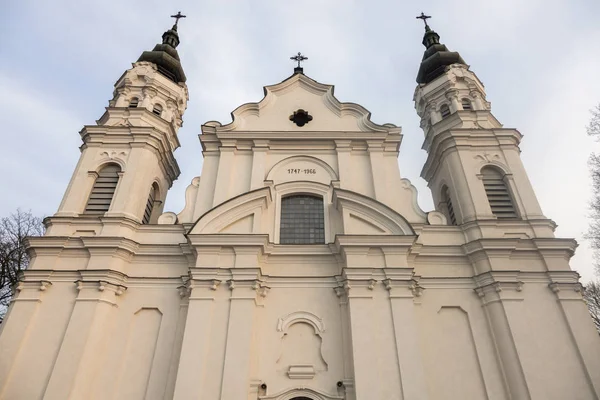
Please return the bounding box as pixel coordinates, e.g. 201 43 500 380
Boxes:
280 195 325 244
440 104 451 118
142 183 159 224
481 167 517 219
441 186 457 225
129 97 139 108
462 98 472 110
152 104 162 116
84 164 121 214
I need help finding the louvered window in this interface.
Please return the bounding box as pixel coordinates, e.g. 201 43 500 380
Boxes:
152 104 162 116
142 184 159 224
129 97 139 108
280 195 325 244
443 186 457 225
84 164 120 214
440 104 451 118
462 99 472 110
482 167 517 219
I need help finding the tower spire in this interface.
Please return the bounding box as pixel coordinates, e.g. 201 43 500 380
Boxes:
137 13 187 83
415 13 465 84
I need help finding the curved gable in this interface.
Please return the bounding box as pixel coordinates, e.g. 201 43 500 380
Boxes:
201 73 400 133
333 188 415 235
188 187 272 235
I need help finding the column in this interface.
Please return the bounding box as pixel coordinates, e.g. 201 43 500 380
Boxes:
172 279 220 400
43 278 126 400
446 90 460 113
219 277 267 400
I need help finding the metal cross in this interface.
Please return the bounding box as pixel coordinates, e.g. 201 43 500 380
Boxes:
416 12 431 27
290 52 308 68
171 11 187 26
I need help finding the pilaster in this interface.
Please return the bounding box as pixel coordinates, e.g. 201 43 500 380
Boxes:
213 147 235 206
219 271 268 399
548 272 600 397
172 270 222 400
335 276 381 400
474 271 530 400
43 270 127 400
250 140 269 190
382 269 429 400
0 271 52 398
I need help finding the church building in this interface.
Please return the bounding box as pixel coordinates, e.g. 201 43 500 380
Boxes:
1 14 600 400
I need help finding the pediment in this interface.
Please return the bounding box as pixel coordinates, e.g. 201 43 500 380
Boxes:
203 73 398 133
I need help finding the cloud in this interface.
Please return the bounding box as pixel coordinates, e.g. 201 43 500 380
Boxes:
2 0 600 282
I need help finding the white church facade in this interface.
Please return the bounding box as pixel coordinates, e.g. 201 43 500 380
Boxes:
1 16 600 400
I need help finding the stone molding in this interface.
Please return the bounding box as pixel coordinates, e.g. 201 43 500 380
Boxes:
474 271 524 303
202 72 399 135
259 387 344 400
421 128 523 181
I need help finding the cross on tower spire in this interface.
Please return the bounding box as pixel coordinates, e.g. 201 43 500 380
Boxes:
170 11 186 27
416 12 431 29
290 52 308 74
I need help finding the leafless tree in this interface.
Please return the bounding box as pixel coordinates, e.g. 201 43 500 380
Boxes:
586 104 600 272
583 281 600 333
0 210 44 320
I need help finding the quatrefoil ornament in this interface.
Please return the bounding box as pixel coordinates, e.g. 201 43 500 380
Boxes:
289 109 313 127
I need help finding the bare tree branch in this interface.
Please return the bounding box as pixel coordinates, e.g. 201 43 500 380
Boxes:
587 104 600 137
583 281 600 333
585 104 600 273
0 209 44 320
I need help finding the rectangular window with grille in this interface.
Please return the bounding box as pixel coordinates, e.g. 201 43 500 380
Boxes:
280 195 325 244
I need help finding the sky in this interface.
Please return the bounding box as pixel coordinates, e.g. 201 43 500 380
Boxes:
1 0 599 281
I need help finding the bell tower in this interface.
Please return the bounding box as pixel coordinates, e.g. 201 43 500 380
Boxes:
54 18 188 224
414 17 546 228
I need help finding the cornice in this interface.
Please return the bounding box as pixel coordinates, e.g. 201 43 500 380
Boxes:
80 124 180 181
186 233 270 248
26 234 192 260
333 234 416 249
421 128 523 181
463 237 578 260
199 130 402 154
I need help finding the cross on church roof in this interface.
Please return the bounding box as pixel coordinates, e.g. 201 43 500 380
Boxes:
416 12 431 28
290 52 308 69
170 11 186 27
